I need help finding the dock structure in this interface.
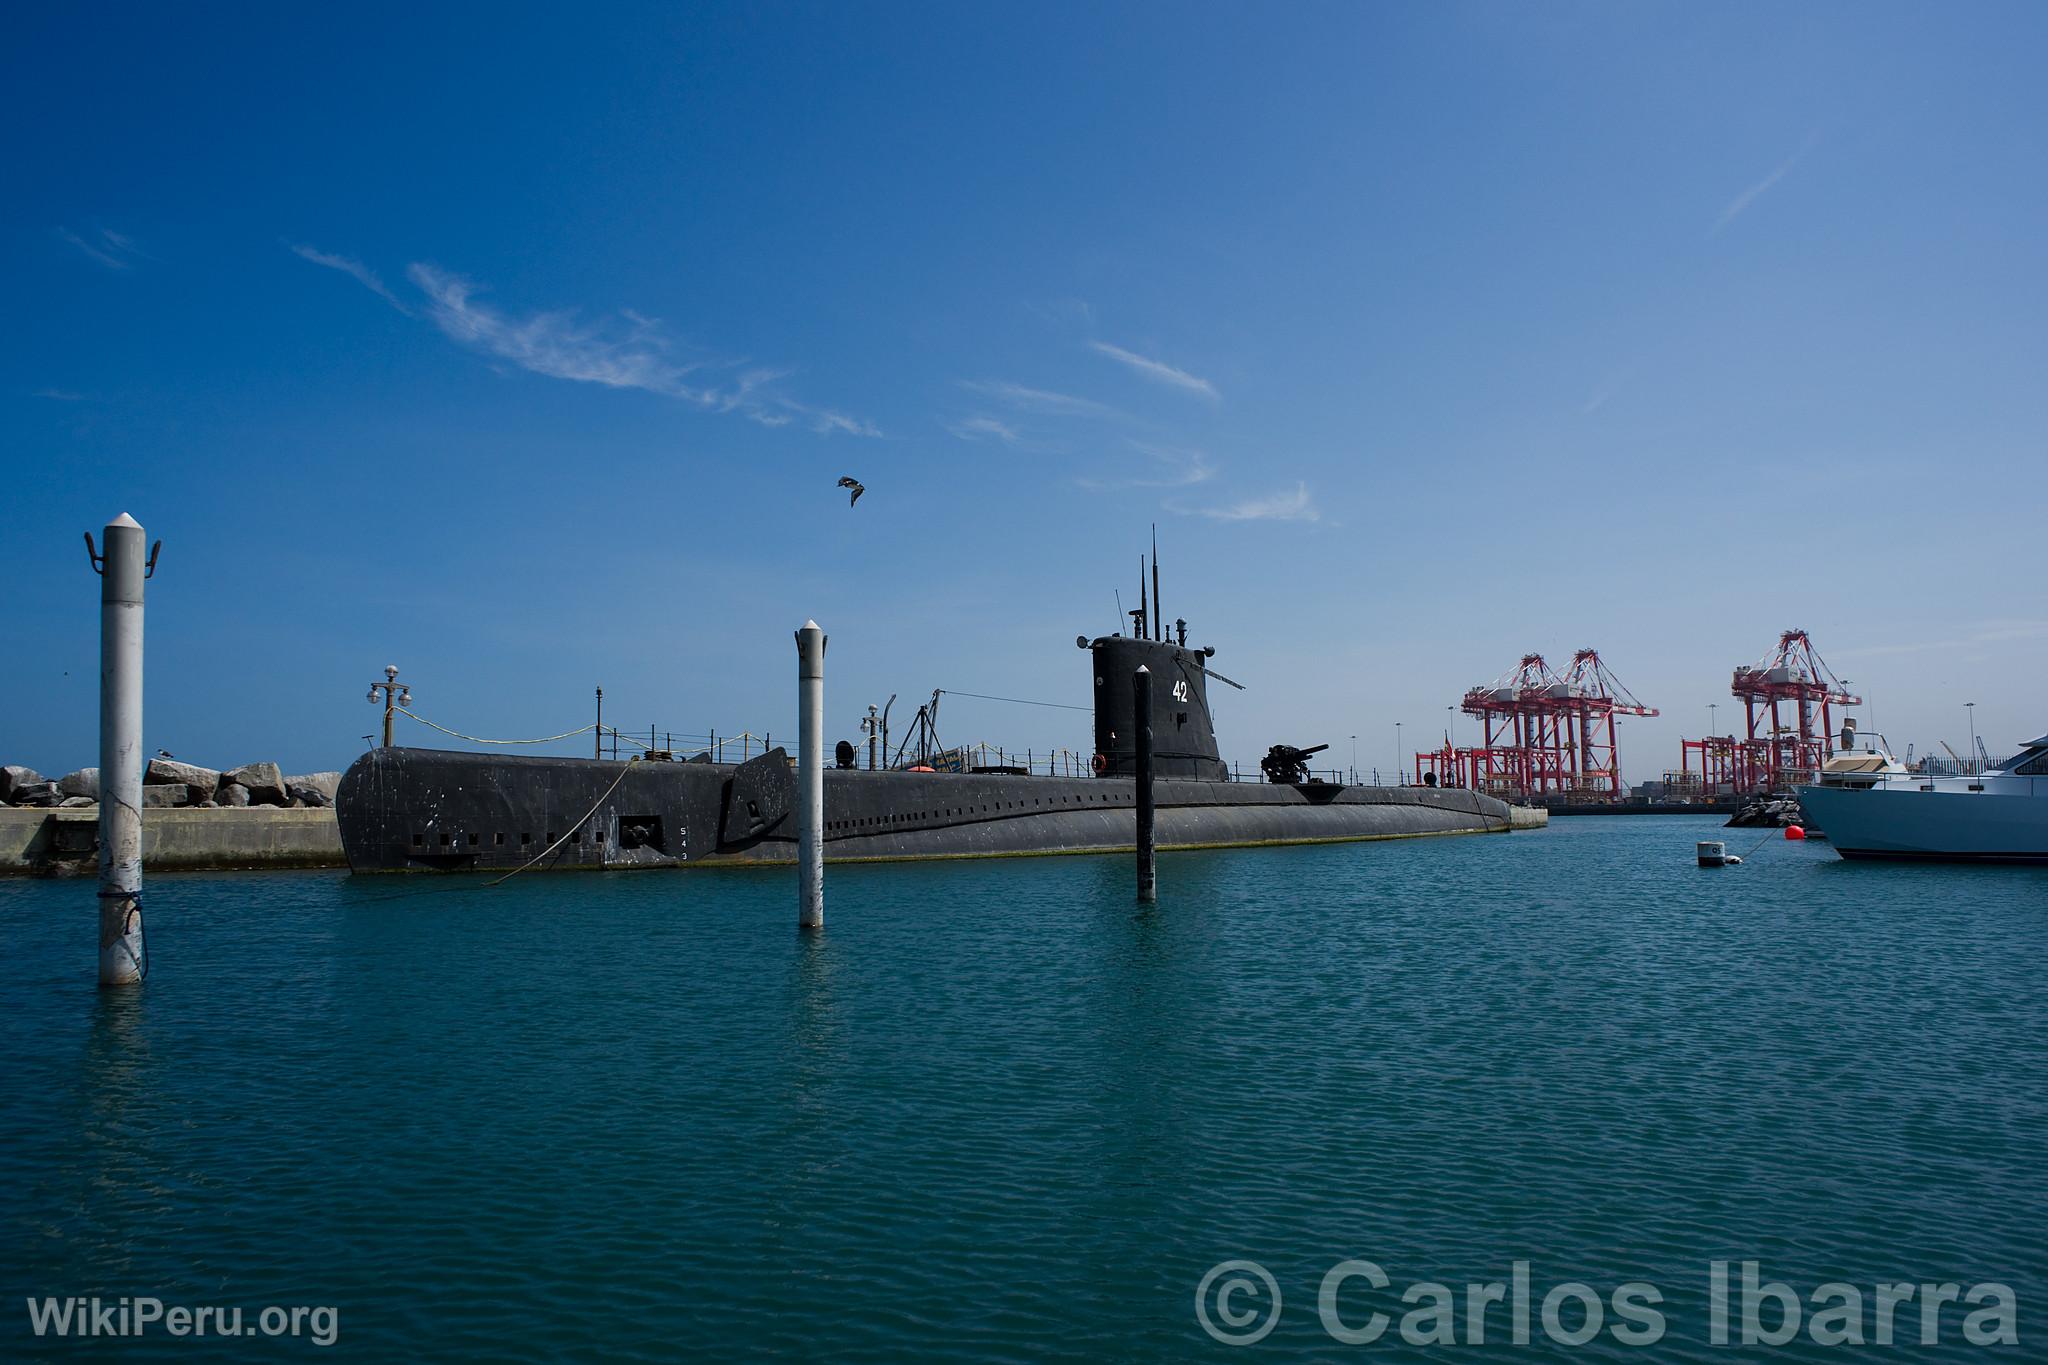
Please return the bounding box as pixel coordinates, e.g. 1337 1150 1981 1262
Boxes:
1418 649 1658 805
1673 630 1861 799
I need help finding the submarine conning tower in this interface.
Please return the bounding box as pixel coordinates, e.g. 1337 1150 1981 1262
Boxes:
1081 629 1228 781
1080 536 1229 781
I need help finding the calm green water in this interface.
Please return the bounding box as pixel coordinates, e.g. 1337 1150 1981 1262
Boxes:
3 817 2043 1360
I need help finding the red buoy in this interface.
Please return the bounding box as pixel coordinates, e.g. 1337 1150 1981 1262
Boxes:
1784 824 1806 841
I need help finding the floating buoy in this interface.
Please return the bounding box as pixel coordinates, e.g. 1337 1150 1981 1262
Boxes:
1697 840 1730 867
1784 825 1806 841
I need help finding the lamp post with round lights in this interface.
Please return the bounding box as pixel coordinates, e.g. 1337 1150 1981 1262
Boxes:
367 665 411 748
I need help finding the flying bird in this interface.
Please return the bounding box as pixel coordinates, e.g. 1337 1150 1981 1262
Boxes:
836 476 865 507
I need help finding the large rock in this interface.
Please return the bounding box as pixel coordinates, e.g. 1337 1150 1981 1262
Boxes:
287 783 331 809
223 763 287 806
286 771 342 805
142 785 192 808
214 782 251 807
59 795 95 808
146 758 220 801
10 781 62 807
57 767 100 800
1 765 46 803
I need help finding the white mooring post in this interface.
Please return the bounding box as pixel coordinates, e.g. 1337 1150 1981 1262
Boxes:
795 620 827 929
96 513 148 986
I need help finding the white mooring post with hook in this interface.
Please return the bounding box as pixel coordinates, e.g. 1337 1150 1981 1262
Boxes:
93 513 149 986
796 620 827 929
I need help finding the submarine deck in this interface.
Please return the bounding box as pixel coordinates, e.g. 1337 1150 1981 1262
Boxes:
337 748 1517 874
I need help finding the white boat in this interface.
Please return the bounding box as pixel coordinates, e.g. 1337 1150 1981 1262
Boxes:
1797 732 2048 863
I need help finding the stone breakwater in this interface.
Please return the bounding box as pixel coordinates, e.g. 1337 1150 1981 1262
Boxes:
0 759 341 811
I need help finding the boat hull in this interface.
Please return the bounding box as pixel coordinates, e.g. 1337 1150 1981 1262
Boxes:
1795 782 2048 863
337 747 1514 873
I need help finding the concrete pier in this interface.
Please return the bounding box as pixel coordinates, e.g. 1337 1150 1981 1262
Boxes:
2 808 345 875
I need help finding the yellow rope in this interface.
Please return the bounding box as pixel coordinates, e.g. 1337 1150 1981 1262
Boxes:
395 708 598 747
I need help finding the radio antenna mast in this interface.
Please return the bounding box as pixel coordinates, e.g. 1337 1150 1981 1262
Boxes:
1137 555 1147 639
1151 525 1161 640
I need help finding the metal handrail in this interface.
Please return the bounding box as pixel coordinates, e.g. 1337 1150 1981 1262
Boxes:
401 711 1378 786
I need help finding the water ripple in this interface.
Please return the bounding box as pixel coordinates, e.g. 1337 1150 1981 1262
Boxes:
2 818 2043 1360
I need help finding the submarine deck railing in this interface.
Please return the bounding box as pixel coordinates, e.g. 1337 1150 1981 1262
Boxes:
605 728 1356 784
396 709 1357 785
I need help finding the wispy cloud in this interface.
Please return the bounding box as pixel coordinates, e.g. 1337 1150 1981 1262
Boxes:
1079 440 1215 490
958 379 1119 419
1088 341 1218 400
58 227 144 270
1713 135 1818 236
809 408 882 437
291 244 410 313
294 246 877 435
409 263 712 396
948 415 1021 444
31 388 86 401
1834 620 2048 660
1026 297 1093 328
1173 481 1319 523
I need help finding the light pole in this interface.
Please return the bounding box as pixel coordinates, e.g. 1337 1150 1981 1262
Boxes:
366 665 411 748
1855 683 1870 736
1966 701 1977 774
1709 702 1718 737
1350 734 1358 784
1395 722 1403 785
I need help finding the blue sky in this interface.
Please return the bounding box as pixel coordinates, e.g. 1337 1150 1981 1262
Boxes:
6 2 2045 781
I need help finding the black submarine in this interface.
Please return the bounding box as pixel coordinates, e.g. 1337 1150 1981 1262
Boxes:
334 561 1514 873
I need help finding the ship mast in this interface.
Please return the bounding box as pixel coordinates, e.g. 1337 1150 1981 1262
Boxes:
1151 524 1161 640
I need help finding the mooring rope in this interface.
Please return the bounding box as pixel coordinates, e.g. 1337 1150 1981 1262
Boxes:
938 689 1090 713
486 761 638 888
1737 828 1780 860
395 708 598 747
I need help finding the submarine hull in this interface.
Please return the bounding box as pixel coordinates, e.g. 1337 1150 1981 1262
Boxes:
336 746 1512 874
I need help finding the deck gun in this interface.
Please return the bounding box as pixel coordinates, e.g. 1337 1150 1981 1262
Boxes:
1260 743 1330 785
